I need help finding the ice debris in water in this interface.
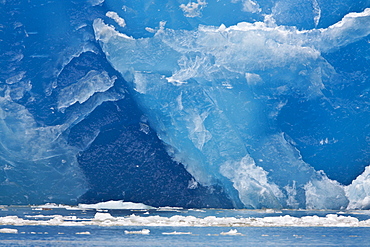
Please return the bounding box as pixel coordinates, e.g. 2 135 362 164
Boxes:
0 213 368 227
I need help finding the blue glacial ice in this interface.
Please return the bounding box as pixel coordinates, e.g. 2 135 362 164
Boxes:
1 0 370 209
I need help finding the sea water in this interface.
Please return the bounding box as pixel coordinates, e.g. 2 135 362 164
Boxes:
1 203 370 246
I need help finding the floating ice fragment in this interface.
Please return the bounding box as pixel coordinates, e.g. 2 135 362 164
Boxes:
157 206 184 211
0 228 18 234
220 229 244 236
124 229 150 234
32 203 80 210
76 231 91 235
162 231 192 235
94 212 113 221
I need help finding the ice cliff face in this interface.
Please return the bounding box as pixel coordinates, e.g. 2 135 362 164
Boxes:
1 0 370 209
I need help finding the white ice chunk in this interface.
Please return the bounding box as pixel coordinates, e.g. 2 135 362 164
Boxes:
0 228 18 234
145 27 156 33
79 200 155 210
124 229 150 234
162 231 192 235
179 0 207 18
31 203 80 210
245 73 263 86
220 229 244 235
304 175 348 209
93 19 133 44
94 212 114 221
221 155 284 209
106 11 126 27
346 166 370 209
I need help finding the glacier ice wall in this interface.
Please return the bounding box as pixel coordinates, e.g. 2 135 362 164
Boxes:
1 0 370 209
94 1 370 209
0 0 232 207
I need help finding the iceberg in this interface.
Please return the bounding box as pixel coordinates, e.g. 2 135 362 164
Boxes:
1 0 370 209
78 200 155 210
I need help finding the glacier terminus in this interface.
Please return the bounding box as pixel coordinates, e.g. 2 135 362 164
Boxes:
1 0 370 210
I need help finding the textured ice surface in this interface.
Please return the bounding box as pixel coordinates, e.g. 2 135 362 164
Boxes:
1 0 370 209
94 4 370 209
0 1 231 208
